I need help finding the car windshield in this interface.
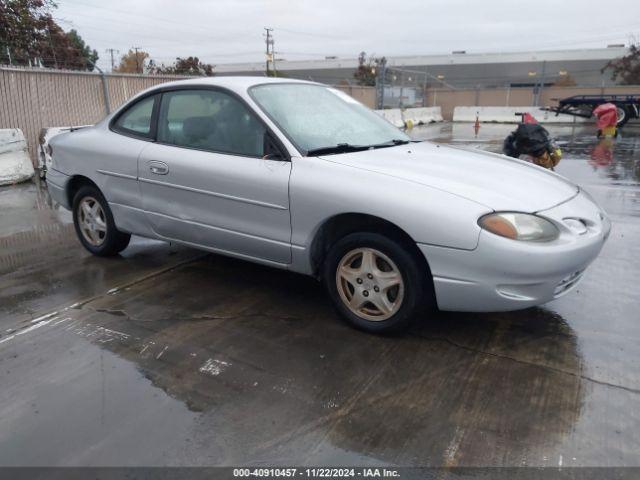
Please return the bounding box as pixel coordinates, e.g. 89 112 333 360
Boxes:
250 83 410 155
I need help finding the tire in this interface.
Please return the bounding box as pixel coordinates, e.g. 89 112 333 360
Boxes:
616 105 629 128
72 185 131 256
322 232 432 333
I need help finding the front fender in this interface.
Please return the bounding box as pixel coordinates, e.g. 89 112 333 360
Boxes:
289 156 490 273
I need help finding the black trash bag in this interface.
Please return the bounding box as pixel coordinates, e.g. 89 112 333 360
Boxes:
503 123 554 158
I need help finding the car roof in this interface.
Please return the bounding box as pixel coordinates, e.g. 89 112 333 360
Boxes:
144 75 318 94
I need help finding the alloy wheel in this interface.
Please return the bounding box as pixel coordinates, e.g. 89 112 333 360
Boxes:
78 196 107 246
335 247 405 321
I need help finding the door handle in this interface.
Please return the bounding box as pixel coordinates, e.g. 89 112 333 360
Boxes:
148 160 169 175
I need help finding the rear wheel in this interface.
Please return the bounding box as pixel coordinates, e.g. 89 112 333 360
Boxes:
616 105 629 127
322 232 431 333
72 185 131 256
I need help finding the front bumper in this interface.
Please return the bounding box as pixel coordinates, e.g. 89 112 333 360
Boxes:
420 190 611 312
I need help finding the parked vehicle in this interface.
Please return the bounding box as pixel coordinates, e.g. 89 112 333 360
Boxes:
47 77 611 332
546 94 640 127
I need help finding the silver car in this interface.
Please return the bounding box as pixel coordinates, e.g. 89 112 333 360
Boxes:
46 77 611 332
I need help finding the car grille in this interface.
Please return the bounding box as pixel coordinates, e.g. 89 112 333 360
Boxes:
554 270 584 297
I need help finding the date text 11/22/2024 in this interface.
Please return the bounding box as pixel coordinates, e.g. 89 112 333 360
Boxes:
233 468 400 478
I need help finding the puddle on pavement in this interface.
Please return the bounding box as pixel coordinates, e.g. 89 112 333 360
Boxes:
0 253 591 466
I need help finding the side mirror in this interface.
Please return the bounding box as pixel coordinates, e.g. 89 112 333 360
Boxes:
263 133 286 161
262 153 284 161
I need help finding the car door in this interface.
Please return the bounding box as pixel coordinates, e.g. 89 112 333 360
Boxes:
137 88 292 265
101 93 159 212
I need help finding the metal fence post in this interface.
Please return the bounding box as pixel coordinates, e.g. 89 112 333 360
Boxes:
376 62 386 109
98 68 111 114
90 62 111 114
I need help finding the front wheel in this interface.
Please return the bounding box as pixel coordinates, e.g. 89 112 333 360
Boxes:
72 185 131 256
322 232 432 333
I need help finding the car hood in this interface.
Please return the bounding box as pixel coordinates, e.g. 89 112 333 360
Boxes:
318 141 578 212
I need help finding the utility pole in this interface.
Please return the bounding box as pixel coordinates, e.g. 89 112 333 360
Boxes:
105 48 119 71
264 27 273 76
132 46 142 74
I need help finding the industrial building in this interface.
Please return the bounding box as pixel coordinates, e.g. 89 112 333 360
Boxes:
214 46 627 88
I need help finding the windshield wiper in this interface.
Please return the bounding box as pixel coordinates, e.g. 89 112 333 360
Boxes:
370 139 411 149
306 139 414 156
306 143 370 157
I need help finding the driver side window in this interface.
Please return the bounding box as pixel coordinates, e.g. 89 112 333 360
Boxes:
157 89 267 158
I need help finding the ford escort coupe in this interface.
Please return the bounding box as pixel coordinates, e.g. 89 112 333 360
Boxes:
46 77 611 332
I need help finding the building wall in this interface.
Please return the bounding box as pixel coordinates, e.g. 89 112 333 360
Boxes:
332 84 376 108
426 85 640 120
215 48 628 88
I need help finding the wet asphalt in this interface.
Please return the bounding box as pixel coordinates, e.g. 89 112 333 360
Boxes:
0 123 639 467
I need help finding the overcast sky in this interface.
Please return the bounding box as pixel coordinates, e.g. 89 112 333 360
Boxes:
53 0 640 71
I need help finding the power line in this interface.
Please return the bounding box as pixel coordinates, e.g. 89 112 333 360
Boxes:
61 0 239 35
59 0 345 42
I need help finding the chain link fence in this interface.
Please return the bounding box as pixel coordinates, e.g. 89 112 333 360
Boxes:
376 66 456 109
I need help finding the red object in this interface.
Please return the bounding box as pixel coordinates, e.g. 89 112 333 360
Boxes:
590 139 614 167
593 103 618 129
522 112 538 124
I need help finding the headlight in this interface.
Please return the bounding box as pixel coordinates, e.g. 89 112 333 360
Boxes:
478 212 559 242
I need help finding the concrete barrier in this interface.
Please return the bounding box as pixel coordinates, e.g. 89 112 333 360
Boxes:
375 107 444 128
403 107 444 125
0 129 34 186
374 108 405 128
453 106 590 124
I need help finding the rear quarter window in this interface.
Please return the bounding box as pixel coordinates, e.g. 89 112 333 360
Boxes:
112 95 158 138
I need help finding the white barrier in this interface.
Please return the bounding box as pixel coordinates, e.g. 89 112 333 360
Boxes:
38 126 91 174
375 108 405 128
403 107 443 125
0 129 34 186
453 106 589 124
375 107 444 128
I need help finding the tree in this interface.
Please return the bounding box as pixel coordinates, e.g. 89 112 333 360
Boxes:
0 0 98 69
114 49 149 74
37 20 98 70
603 44 640 85
148 56 214 76
353 51 385 87
0 0 51 65
66 29 98 70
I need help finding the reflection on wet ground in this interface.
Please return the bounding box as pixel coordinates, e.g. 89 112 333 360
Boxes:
1 124 639 466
